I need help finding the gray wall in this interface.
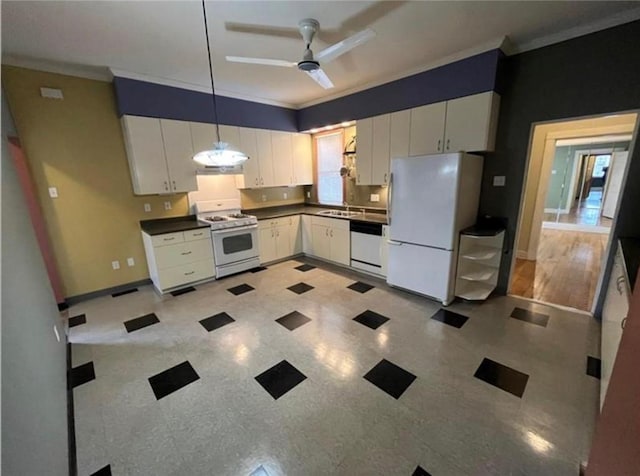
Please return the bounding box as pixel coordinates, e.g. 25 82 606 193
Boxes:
479 20 640 309
1 94 69 474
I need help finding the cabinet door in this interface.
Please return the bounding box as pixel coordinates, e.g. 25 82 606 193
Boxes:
371 114 392 185
258 227 277 264
444 91 499 153
409 102 446 156
274 224 291 260
271 131 293 186
122 115 170 194
219 124 241 149
302 215 314 255
389 110 411 160
239 127 261 188
380 225 389 277
292 133 313 185
311 224 331 260
161 119 197 193
289 215 302 255
256 129 275 187
190 121 217 155
330 227 351 266
355 117 373 185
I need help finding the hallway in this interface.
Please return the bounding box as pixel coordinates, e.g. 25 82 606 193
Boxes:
511 229 609 311
543 189 612 229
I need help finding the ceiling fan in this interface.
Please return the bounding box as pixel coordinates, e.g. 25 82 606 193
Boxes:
225 19 375 89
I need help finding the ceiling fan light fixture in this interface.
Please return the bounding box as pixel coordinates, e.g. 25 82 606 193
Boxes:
193 141 248 167
297 60 320 72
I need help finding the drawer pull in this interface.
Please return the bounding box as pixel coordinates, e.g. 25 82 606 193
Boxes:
192 232 203 237
184 271 195 276
181 251 192 255
622 317 627 329
164 237 175 241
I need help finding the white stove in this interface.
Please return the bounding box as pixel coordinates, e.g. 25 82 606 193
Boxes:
194 199 260 277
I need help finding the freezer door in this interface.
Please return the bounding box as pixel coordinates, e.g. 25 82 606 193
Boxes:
389 154 460 249
386 241 453 302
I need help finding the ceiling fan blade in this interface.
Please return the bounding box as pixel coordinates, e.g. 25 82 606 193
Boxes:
305 69 334 89
315 29 375 63
225 56 297 68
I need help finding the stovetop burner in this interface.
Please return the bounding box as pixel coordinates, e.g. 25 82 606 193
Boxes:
205 216 228 222
228 213 250 219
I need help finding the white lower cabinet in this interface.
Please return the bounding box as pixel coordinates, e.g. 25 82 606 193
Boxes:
309 216 350 266
302 215 314 255
142 229 215 293
258 216 301 264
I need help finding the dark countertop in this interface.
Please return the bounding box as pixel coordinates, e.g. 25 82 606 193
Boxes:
244 204 388 225
461 225 506 237
620 238 640 292
140 216 210 236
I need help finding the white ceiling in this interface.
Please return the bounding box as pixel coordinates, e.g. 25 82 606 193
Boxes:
3 1 640 108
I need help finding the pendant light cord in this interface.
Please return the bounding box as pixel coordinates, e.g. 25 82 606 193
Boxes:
202 0 221 143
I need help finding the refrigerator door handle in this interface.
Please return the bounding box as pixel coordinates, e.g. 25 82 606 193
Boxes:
387 240 403 246
387 172 393 225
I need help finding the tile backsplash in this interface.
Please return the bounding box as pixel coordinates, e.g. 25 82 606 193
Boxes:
240 186 305 210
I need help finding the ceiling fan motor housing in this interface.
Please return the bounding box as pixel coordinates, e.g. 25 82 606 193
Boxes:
298 60 320 71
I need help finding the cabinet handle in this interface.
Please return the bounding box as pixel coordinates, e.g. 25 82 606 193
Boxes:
384 173 388 183
255 178 259 186
325 228 328 236
289 217 292 225
192 232 203 237
164 181 169 191
276 230 280 237
163 237 175 241
181 251 192 255
622 317 627 329
446 139 450 150
184 271 195 276
357 174 360 183
261 177 264 185
172 180 176 190
271 230 274 237
330 229 333 237
437 139 441 151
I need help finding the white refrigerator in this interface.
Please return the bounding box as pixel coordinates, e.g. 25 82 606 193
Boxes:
386 153 483 305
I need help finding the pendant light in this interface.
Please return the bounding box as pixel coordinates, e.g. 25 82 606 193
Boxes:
193 0 248 168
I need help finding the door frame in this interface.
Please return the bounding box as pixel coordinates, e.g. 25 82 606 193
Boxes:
507 110 639 314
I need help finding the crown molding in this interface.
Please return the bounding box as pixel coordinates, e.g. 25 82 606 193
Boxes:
509 6 640 55
1 54 111 82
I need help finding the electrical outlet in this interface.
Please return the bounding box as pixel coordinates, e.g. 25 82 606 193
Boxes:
306 191 311 198
262 194 267 202
127 257 135 267
283 192 288 199
111 260 120 270
48 187 58 198
164 201 172 210
144 203 151 212
370 194 380 202
493 176 506 187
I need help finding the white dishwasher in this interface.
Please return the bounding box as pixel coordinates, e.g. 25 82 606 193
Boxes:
350 221 383 275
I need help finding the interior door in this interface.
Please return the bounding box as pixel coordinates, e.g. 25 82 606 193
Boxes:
602 151 628 218
387 242 452 302
161 119 197 193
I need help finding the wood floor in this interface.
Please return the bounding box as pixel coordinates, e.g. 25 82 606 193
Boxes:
511 228 609 311
543 189 613 228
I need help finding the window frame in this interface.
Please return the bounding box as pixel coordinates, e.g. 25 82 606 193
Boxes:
313 129 345 206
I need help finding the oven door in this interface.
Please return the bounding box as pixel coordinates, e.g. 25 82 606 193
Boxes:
211 225 259 266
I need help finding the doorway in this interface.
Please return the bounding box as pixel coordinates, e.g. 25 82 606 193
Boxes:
509 113 638 312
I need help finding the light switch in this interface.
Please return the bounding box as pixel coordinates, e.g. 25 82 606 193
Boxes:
370 194 380 202
127 257 135 267
493 176 506 187
48 187 59 198
164 201 172 210
283 192 288 199
144 203 151 212
111 260 120 270
551 169 557 175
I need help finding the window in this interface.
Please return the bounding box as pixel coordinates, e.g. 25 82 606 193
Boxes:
315 132 344 205
592 154 611 178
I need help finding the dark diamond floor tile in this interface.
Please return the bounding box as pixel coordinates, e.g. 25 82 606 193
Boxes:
255 360 307 400
353 310 389 330
276 311 312 331
287 282 314 295
347 281 375 293
431 309 468 328
295 263 316 272
363 359 416 399
69 362 96 389
474 358 529 398
68 314 87 328
412 466 432 476
228 283 255 296
112 288 138 297
124 313 160 333
200 312 235 332
510 307 550 327
91 465 112 476
148 361 200 400
170 286 196 297
251 266 268 273
587 356 601 379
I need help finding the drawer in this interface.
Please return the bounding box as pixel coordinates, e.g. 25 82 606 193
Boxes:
151 231 184 247
155 239 213 269
156 258 215 290
259 217 292 229
311 215 350 230
184 228 210 242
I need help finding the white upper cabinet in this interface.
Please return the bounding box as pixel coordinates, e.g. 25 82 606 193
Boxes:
355 117 373 185
189 121 217 155
389 109 411 160
292 133 313 185
271 131 294 186
371 114 392 186
255 129 275 187
219 124 241 149
409 102 447 156
238 127 260 187
160 119 197 193
444 91 500 153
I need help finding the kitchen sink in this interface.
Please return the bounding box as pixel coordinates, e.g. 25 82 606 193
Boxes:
316 209 362 217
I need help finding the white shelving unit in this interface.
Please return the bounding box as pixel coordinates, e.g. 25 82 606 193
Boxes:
455 229 505 301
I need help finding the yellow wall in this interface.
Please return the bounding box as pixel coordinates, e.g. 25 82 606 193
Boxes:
517 113 637 257
2 66 188 298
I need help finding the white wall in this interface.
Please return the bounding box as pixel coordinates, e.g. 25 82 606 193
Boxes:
1 93 69 474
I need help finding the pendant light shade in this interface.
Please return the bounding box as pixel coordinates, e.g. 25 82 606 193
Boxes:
193 0 248 168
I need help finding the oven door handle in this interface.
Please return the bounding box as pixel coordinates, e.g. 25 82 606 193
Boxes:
212 224 258 235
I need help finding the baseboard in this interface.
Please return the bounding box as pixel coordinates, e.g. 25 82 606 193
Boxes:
65 278 152 306
516 250 530 260
544 208 570 214
542 222 611 234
